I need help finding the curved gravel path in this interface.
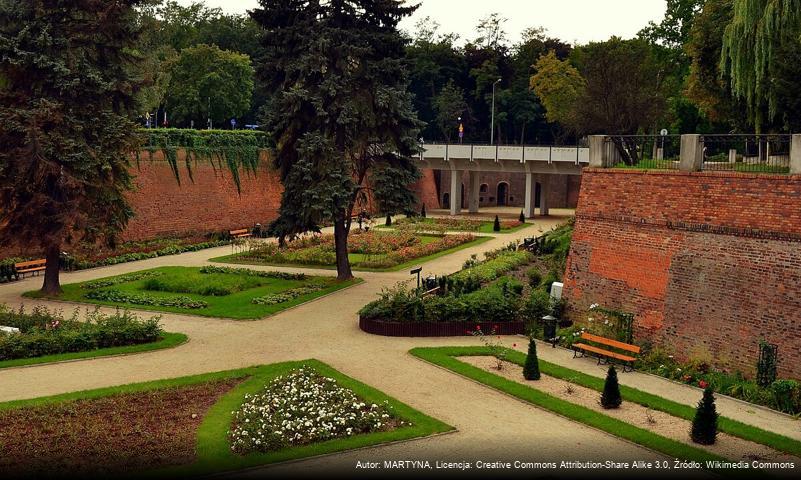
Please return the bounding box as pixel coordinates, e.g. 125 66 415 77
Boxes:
0 209 796 477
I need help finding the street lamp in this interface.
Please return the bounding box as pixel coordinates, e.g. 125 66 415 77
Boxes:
457 116 463 144
491 78 501 145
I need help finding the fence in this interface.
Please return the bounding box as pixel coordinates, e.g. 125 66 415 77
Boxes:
701 134 792 174
603 135 681 170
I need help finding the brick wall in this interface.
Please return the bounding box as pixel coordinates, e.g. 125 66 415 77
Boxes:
412 168 440 211
563 169 801 379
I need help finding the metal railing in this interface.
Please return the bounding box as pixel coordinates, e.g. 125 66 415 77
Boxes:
701 134 792 174
604 135 682 170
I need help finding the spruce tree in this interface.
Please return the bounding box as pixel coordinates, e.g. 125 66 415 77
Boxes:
523 338 541 380
421 203 427 218
252 0 421 281
386 214 392 226
493 215 502 232
691 387 719 445
0 0 148 294
519 210 526 223
600 365 623 409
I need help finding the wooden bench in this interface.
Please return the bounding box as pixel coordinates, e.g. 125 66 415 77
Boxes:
14 259 46 278
572 332 640 372
229 228 253 239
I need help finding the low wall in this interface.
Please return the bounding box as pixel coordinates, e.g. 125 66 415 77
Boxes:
563 169 801 379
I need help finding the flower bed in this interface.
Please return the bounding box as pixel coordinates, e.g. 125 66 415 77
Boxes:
0 306 166 362
229 366 403 454
392 217 524 234
63 236 231 271
451 250 533 283
85 289 209 309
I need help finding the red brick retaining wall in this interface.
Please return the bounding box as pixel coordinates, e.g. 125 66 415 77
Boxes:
563 168 801 379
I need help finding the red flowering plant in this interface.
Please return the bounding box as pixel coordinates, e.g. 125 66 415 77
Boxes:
470 324 508 371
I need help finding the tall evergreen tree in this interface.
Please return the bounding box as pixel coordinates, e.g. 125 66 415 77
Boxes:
0 0 148 294
252 0 421 280
691 387 719 445
600 365 623 409
523 337 541 380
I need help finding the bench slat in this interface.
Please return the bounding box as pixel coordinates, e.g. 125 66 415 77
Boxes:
574 343 636 363
15 259 46 268
580 332 640 354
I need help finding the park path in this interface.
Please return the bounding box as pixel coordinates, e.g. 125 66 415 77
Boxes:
0 209 797 475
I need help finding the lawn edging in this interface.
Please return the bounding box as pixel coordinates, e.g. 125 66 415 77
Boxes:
0 332 188 370
409 346 786 476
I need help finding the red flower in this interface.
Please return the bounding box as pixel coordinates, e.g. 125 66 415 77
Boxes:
465 330 471 335
475 325 481 330
698 380 709 389
513 343 517 348
681 374 692 383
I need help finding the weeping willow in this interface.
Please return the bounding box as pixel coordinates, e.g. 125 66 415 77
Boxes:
721 0 801 131
136 129 269 193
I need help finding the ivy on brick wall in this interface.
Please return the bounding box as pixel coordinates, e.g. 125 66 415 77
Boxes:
137 129 270 192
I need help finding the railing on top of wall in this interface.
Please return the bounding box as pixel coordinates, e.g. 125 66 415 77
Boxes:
589 133 801 175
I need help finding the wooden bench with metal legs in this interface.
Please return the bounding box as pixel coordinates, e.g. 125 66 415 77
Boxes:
572 332 640 372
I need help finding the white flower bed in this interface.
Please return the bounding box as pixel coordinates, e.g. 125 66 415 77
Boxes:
229 366 402 454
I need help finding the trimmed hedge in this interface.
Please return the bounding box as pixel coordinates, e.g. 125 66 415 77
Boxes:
0 306 164 361
450 250 533 284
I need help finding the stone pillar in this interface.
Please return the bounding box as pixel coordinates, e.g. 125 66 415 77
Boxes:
524 173 535 218
449 170 462 216
467 170 480 213
679 134 703 172
540 175 550 216
588 135 608 167
791 134 801 174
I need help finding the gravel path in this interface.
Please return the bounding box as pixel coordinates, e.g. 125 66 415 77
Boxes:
0 209 796 476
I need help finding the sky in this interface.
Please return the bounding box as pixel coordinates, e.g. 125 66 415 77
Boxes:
177 0 667 45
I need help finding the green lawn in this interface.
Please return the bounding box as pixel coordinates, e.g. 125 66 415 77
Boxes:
0 332 188 370
25 266 361 320
411 346 801 461
0 360 453 477
211 235 493 272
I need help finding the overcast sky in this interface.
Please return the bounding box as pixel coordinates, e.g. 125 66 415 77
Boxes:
177 0 667 45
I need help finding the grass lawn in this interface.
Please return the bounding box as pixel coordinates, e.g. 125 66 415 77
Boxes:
211 235 493 272
25 266 361 320
0 332 188 370
0 360 452 478
411 346 801 462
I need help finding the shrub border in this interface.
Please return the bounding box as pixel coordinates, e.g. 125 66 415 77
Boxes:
410 346 801 460
0 332 188 370
210 235 494 272
0 360 453 477
359 318 525 337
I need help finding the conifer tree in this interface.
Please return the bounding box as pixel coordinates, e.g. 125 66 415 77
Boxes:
519 210 526 223
493 215 501 232
386 214 392 227
421 203 427 218
600 365 623 409
523 338 541 380
0 0 148 294
691 387 719 445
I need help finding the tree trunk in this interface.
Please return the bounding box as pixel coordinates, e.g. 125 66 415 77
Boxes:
41 244 62 295
333 216 353 281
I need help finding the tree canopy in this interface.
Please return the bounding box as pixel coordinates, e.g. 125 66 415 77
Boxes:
0 0 148 293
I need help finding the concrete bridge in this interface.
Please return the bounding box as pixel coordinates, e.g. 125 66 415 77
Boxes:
418 143 589 217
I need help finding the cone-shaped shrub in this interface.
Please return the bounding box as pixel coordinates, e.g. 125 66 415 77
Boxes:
691 387 718 445
421 204 427 218
523 338 541 380
385 214 392 226
519 210 526 223
600 365 623 409
493 215 501 232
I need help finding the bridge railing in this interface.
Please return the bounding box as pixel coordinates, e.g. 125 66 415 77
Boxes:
420 143 589 164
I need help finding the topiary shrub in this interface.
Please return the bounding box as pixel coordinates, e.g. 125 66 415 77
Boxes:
493 215 501 232
519 210 526 223
600 365 623 409
691 387 719 445
385 214 392 226
420 204 427 218
526 268 542 287
523 338 541 380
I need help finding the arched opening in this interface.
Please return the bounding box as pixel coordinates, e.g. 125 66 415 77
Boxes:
442 192 450 209
480 183 489 193
497 182 509 206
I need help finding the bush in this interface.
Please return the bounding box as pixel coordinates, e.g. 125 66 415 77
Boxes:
421 204 426 218
524 289 552 323
600 366 622 409
526 268 542 287
541 270 559 293
493 215 501 232
451 250 533 284
523 338 541 380
84 289 208 309
519 210 526 223
691 388 719 445
0 307 163 361
770 380 801 414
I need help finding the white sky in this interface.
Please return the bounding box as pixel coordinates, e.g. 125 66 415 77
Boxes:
178 0 667 45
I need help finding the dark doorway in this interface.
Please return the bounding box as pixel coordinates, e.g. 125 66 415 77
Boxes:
535 182 542 208
442 193 450 209
497 182 509 206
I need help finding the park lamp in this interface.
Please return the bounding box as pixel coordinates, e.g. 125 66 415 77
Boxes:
542 315 558 348
410 267 423 289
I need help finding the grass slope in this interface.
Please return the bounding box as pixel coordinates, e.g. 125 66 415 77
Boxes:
411 346 797 475
0 332 188 370
0 361 452 477
26 266 361 320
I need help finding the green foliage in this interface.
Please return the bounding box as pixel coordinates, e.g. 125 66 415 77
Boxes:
0 306 163 361
691 388 719 445
65 239 229 271
524 289 553 323
166 43 254 127
434 80 468 142
198 266 307 281
523 338 541 380
756 340 779 387
600 366 623 409
451 250 533 284
250 285 325 306
0 0 148 293
493 216 501 232
371 164 421 217
529 51 584 131
526 268 543 287
519 211 526 223
85 289 209 309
